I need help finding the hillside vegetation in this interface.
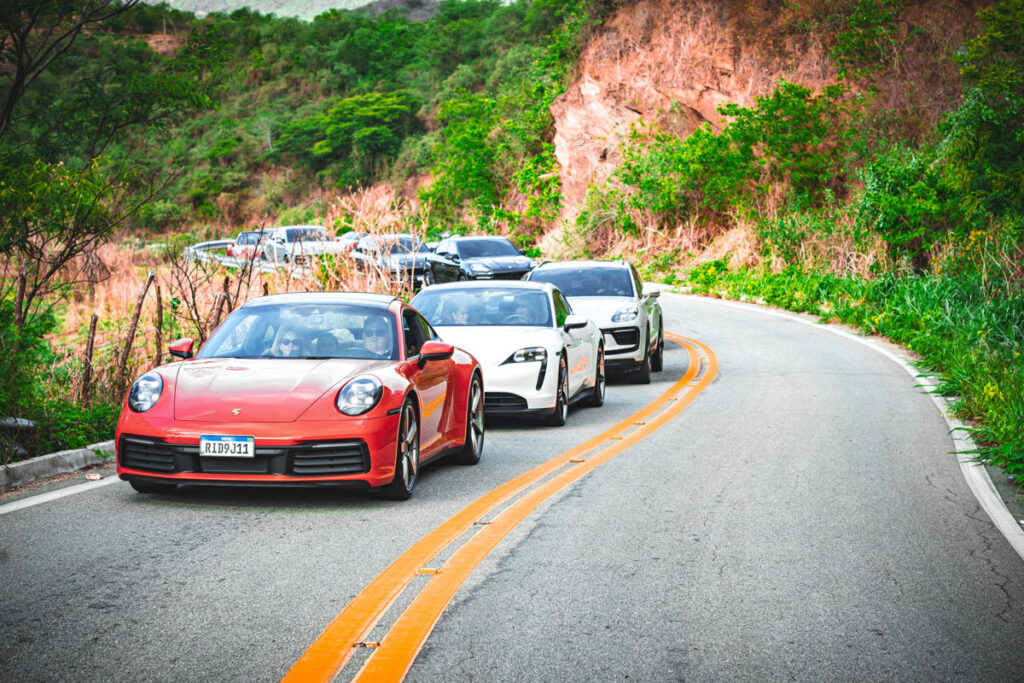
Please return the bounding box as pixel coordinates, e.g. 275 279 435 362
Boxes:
1 0 1022 478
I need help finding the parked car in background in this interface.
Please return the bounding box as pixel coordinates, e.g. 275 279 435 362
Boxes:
423 235 536 285
412 281 605 426
351 234 432 289
227 230 267 260
525 260 664 383
115 292 485 500
261 225 348 265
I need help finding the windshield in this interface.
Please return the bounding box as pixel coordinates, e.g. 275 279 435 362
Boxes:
412 287 552 327
285 227 328 242
529 267 634 297
199 303 399 360
455 239 519 258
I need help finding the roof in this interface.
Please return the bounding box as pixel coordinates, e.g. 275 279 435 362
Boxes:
242 292 398 308
415 280 556 293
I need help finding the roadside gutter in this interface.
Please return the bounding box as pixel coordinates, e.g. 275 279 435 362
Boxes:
1 441 115 489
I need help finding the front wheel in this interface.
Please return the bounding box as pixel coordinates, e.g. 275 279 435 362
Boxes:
545 355 569 426
381 400 420 500
422 267 435 287
650 325 664 372
588 344 606 407
630 330 652 385
453 374 484 465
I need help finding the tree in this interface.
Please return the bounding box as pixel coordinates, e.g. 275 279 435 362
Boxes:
0 0 142 141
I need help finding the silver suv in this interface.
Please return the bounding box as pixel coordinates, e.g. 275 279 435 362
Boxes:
525 260 664 383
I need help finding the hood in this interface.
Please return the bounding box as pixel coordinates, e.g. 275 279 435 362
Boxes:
565 296 636 326
434 326 557 368
384 252 429 268
172 358 385 422
287 240 349 255
464 255 533 273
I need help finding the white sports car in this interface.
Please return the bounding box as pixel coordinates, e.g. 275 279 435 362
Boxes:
525 260 664 383
411 281 605 426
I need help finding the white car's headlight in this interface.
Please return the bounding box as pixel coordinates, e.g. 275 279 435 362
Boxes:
503 347 547 364
336 376 383 416
128 372 163 412
612 305 639 323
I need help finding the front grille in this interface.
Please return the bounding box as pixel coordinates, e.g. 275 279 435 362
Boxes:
119 435 370 477
119 436 180 473
602 327 640 352
291 442 369 476
491 271 528 280
484 392 529 411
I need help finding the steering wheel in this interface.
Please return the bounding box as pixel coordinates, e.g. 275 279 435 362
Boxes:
505 314 530 324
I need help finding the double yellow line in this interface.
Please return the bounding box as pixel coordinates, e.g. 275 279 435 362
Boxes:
284 333 717 682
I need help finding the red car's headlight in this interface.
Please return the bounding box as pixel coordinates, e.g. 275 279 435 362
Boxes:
128 372 163 412
336 376 383 416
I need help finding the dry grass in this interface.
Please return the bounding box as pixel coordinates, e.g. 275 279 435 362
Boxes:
41 185 433 405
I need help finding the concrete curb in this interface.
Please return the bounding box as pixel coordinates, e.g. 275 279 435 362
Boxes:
1 440 115 490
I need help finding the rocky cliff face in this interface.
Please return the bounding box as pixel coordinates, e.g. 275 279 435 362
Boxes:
550 0 984 221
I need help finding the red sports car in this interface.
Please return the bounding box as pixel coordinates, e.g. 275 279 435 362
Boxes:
115 292 484 500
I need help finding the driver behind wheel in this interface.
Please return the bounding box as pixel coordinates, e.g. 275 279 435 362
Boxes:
362 315 393 358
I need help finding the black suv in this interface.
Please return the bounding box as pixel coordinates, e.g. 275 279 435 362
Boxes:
423 236 536 285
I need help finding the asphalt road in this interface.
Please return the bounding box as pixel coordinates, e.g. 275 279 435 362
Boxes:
2 293 1023 681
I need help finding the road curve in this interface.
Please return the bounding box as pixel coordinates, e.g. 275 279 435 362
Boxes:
407 293 1024 681
1 293 1022 681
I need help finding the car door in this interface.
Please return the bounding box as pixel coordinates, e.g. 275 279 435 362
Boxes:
553 290 589 397
428 239 454 283
631 264 660 345
401 308 451 458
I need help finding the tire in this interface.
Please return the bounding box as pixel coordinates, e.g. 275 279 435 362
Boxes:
630 330 652 384
422 267 435 287
381 399 420 500
650 324 664 373
457 272 468 281
453 374 484 465
128 479 178 494
545 355 569 426
588 344 606 407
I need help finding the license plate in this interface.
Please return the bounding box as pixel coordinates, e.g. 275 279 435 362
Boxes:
200 435 255 458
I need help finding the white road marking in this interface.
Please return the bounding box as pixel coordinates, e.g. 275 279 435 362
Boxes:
0 475 122 517
668 291 1024 562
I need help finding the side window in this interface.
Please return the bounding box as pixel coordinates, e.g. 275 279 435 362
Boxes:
414 313 438 342
630 265 643 297
552 291 570 327
402 310 436 357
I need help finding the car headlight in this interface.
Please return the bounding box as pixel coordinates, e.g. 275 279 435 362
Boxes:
502 347 547 364
469 262 492 274
336 376 383 416
128 372 163 412
389 254 403 269
612 305 639 323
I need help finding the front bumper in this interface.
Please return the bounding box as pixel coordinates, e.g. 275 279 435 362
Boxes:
601 325 644 370
480 359 557 414
115 413 401 488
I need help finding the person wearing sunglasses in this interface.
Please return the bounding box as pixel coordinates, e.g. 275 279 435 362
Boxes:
271 327 306 358
362 316 393 359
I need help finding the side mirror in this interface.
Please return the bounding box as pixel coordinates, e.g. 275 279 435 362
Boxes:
168 338 195 360
563 314 588 331
418 341 454 367
642 285 661 299
449 252 460 262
